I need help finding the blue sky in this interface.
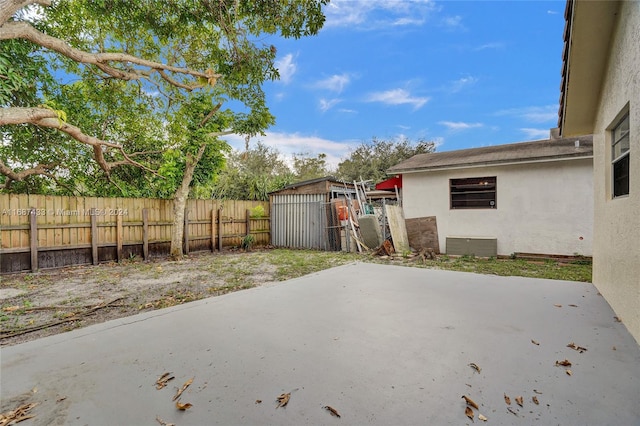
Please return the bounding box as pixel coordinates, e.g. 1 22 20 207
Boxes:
223 0 568 169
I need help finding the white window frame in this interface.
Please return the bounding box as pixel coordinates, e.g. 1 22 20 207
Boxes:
611 112 630 198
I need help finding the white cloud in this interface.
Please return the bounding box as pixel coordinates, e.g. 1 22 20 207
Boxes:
222 131 358 169
495 105 558 123
520 128 551 140
547 10 559 15
474 42 506 51
449 75 478 93
366 89 429 109
441 15 465 31
319 98 342 112
324 0 436 30
439 121 484 131
275 53 297 84
314 73 351 93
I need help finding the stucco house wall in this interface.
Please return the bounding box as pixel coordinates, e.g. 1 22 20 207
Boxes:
401 158 593 256
589 1 640 342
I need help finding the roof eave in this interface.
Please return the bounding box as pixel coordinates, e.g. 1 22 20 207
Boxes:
388 153 593 174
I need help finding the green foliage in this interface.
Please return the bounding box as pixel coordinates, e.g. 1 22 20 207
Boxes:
250 205 266 218
2 0 328 196
336 137 437 183
210 142 295 200
241 234 255 251
292 152 330 181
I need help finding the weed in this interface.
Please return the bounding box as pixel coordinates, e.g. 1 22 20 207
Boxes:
241 235 255 251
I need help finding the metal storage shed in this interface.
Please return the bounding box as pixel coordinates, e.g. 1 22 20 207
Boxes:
269 176 358 250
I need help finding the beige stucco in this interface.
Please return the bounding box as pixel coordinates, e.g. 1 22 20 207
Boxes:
588 1 640 343
401 158 593 256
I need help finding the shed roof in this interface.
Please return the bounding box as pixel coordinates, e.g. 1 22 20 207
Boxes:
387 135 593 174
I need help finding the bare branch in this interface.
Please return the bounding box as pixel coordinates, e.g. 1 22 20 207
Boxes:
0 21 222 86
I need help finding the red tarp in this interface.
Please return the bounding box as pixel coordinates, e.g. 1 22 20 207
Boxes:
375 175 402 190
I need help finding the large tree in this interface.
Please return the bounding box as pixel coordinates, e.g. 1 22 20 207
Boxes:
209 142 294 201
336 137 437 184
1 0 327 257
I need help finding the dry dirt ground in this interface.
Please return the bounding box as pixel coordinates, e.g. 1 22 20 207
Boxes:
0 249 361 347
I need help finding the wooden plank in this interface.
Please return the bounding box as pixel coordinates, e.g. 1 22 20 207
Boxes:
183 208 189 254
116 213 123 262
29 208 38 272
405 216 440 254
246 209 251 237
91 209 98 265
385 205 410 253
211 209 216 252
142 208 149 260
218 208 223 251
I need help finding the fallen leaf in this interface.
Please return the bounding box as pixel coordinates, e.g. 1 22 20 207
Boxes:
462 395 479 410
56 396 67 403
533 389 543 394
507 407 519 417
2 305 20 312
612 346 617 351
554 304 562 308
555 359 572 367
0 402 38 425
276 392 290 408
532 396 539 405
478 413 488 421
614 316 622 322
175 401 193 411
465 406 474 422
568 304 578 307
566 369 572 376
567 342 587 353
255 400 262 404
531 339 540 345
515 396 523 407
156 415 175 426
155 372 175 390
323 405 341 418
173 377 194 401
468 363 482 373
504 393 511 405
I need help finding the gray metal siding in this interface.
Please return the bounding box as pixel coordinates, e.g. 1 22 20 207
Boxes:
271 194 327 249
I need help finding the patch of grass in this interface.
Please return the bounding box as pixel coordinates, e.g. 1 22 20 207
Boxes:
268 249 362 281
418 256 592 282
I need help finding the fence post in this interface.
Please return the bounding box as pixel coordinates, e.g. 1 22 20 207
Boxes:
91 208 98 265
116 213 123 262
29 208 38 272
142 208 149 260
246 209 251 238
183 209 190 255
218 208 223 252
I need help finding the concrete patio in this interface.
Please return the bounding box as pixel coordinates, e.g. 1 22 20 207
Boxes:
1 263 639 425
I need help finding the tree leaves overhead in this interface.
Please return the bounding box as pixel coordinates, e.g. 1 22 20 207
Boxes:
0 0 327 192
336 137 437 184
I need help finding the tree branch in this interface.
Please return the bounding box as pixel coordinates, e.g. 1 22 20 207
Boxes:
0 158 56 189
0 106 161 178
0 21 222 86
0 0 51 25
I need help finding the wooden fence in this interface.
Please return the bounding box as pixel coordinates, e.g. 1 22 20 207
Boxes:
0 194 270 273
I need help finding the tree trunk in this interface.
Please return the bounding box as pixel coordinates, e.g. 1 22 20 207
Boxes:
169 144 207 259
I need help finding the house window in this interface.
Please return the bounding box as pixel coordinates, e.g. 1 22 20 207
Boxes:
612 113 630 197
450 177 497 209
